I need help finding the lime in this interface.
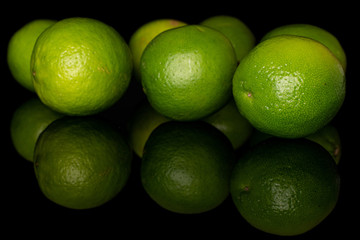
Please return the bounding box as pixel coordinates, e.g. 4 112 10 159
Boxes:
34 117 132 209
249 124 342 164
200 15 255 63
230 138 340 236
261 24 347 71
306 124 341 164
7 19 56 91
233 35 345 138
127 99 171 158
129 19 186 80
141 121 234 214
128 98 252 158
203 99 253 149
31 17 133 116
10 97 63 162
140 25 237 121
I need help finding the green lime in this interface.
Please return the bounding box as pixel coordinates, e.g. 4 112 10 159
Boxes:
127 99 171 158
306 124 341 164
230 138 340 236
31 17 133 116
129 19 186 80
261 24 347 71
249 124 342 164
7 19 56 91
203 99 253 149
233 35 345 138
141 121 234 214
34 117 132 209
140 25 237 121
200 15 255 63
10 97 63 162
127 99 251 158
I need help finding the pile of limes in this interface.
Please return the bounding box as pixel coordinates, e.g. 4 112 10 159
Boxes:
8 16 346 236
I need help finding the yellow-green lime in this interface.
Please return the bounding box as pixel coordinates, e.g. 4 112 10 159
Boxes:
34 117 132 209
127 99 171 158
7 19 56 91
31 17 133 116
129 19 186 80
230 138 340 236
141 121 234 214
261 24 347 71
10 97 63 162
203 99 253 149
200 15 255 63
141 25 237 121
233 35 345 138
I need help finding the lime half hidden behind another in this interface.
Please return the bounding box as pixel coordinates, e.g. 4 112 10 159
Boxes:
7 19 56 91
261 23 347 71
10 97 63 162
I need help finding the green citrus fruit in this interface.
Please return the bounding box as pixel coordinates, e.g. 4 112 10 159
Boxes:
200 15 255 63
129 19 186 80
31 17 133 116
203 99 253 149
10 97 63 162
232 35 345 138
127 99 171 158
7 19 56 91
261 24 347 71
140 25 237 121
141 121 235 214
306 124 341 164
230 138 340 236
34 117 132 209
249 124 342 164
128 99 252 158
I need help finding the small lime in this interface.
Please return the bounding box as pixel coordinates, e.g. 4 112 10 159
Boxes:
203 99 253 149
10 97 63 162
129 19 186 80
7 19 56 91
261 24 347 71
201 15 255 63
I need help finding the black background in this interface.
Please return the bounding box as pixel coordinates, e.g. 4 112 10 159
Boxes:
2 2 357 238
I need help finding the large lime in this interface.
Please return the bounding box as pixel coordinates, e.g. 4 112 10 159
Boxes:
230 138 340 236
31 17 133 116
233 35 345 138
141 121 234 214
140 25 237 121
34 117 132 209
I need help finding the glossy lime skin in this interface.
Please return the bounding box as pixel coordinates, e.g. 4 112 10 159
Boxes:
141 25 237 121
233 35 345 138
